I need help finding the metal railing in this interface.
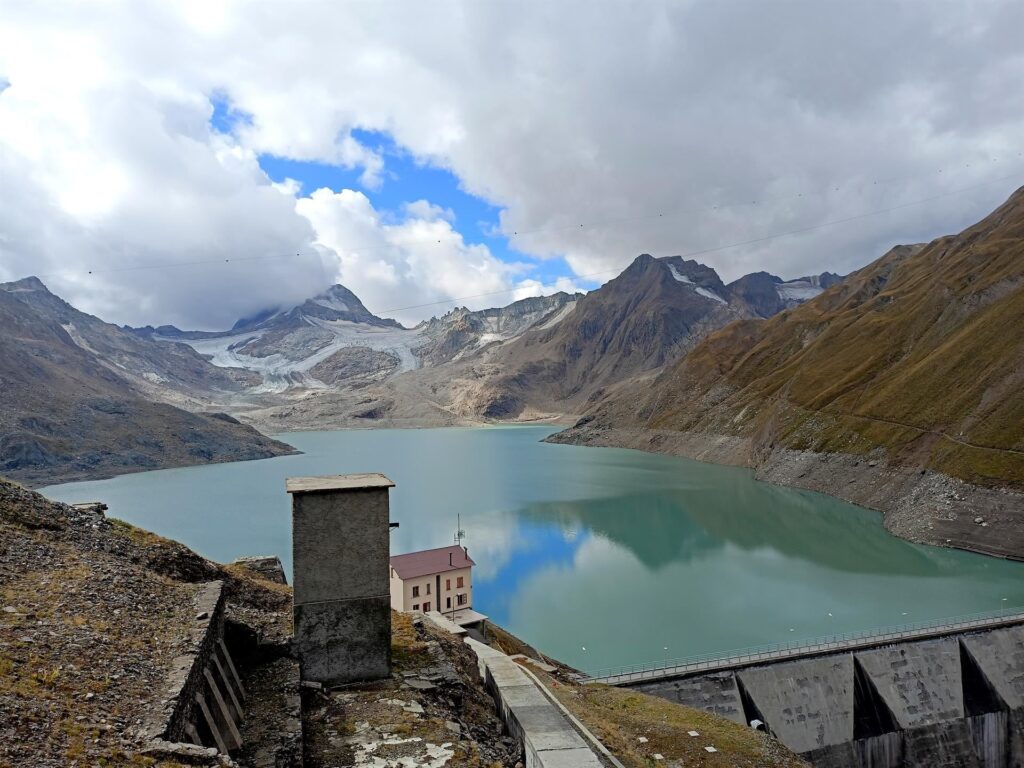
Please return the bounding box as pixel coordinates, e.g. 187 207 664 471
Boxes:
587 604 1024 684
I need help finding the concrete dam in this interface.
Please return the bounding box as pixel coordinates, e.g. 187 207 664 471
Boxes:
607 621 1024 767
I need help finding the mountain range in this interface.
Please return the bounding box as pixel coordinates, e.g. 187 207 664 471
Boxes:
3 188 1022 557
0 258 832 484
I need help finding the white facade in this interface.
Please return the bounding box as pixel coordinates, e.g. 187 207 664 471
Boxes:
389 564 473 615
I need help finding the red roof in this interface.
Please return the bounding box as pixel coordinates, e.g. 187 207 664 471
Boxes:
390 545 475 580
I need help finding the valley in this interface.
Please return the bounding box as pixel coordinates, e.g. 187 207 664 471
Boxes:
4 188 1024 560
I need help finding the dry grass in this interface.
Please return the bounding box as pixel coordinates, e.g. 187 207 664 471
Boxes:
538 675 807 768
629 188 1024 490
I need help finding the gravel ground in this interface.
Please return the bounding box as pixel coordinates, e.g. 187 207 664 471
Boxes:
0 478 291 768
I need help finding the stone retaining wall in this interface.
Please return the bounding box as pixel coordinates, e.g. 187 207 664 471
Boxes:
140 580 250 760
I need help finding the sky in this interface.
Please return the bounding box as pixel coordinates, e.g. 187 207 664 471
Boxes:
1 0 1023 330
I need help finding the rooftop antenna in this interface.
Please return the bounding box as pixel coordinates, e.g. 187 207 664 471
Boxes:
454 513 466 547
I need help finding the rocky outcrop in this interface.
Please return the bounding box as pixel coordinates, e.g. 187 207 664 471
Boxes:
0 477 292 767
232 556 288 585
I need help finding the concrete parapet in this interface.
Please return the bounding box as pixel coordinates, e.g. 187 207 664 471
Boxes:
287 473 394 685
465 638 602 768
232 555 288 585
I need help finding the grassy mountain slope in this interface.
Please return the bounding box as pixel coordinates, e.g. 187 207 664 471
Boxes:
560 186 1024 491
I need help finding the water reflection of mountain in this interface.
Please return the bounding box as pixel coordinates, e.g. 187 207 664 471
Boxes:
518 485 977 577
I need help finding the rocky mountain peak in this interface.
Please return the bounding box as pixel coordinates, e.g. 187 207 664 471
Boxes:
1 275 51 294
658 256 728 295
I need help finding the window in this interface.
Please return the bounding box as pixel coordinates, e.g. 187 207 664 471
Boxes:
457 593 467 606
446 579 451 591
423 601 431 611
446 597 451 609
413 604 419 611
412 585 419 597
457 576 464 588
426 583 431 594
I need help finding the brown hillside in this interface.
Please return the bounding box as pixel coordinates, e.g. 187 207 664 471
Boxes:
0 281 295 487
581 186 1024 490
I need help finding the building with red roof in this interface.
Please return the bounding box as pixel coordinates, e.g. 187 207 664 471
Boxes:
389 544 483 625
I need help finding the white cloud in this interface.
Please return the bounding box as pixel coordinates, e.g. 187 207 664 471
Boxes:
1 0 1023 328
297 187 525 323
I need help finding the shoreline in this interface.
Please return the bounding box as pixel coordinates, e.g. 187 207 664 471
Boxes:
33 421 569 491
547 424 1024 561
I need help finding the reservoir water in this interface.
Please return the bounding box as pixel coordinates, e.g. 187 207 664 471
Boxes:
41 426 1024 674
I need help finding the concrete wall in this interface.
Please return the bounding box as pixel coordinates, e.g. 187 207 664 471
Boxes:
288 474 393 685
466 638 603 768
140 580 251 760
647 671 746 725
855 637 964 729
737 654 855 753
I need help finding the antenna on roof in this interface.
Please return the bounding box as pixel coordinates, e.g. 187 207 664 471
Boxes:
454 513 465 547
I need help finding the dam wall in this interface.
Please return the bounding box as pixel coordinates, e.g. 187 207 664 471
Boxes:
628 624 1024 767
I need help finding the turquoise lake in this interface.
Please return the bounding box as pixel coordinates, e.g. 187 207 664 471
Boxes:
41 426 1024 674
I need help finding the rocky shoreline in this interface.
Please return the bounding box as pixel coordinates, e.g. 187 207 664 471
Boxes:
547 424 1024 561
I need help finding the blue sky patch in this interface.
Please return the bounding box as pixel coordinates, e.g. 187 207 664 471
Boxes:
209 92 253 135
249 124 587 296
472 521 584 625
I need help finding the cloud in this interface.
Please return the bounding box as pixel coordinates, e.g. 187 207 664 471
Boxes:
1 0 1023 329
296 187 524 323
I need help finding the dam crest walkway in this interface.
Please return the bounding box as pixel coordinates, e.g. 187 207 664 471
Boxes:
588 606 1024 685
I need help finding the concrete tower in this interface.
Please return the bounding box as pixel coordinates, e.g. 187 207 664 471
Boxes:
287 473 395 685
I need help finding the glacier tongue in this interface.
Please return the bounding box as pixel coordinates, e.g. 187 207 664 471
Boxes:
168 317 424 392
695 286 727 304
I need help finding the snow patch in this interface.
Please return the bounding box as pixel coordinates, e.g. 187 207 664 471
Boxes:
313 296 350 313
667 264 693 284
668 264 726 303
776 281 823 302
695 286 727 304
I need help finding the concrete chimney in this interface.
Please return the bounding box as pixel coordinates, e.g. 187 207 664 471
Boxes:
286 473 395 685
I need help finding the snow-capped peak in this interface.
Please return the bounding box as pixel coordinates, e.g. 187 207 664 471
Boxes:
314 295 350 312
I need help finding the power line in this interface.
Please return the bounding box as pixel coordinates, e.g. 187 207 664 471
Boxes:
23 162 1024 317
34 250 324 280
375 171 1023 316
